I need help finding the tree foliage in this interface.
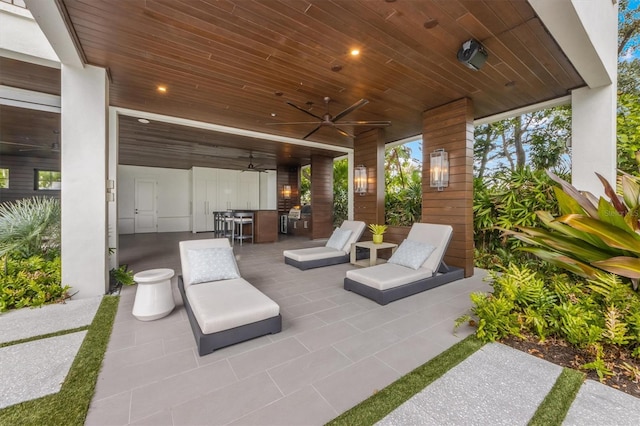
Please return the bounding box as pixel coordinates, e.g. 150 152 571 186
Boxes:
384 144 422 226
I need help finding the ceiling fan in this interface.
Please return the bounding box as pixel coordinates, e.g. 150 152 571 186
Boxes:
267 97 391 139
241 152 269 173
13 130 60 153
19 141 60 153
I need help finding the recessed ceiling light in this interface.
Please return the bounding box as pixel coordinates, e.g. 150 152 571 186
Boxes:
505 81 516 88
138 118 150 124
274 91 283 96
350 49 360 56
331 64 343 72
270 113 277 117
157 86 167 93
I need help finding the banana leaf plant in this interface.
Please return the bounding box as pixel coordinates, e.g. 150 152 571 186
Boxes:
505 171 640 290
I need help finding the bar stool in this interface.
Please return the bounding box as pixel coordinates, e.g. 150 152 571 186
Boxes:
220 211 235 242
233 211 254 245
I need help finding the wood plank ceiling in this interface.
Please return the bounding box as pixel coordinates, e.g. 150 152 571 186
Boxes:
1 0 584 170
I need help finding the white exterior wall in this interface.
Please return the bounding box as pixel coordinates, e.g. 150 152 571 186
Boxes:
118 165 192 234
61 64 109 298
530 0 618 197
0 3 59 66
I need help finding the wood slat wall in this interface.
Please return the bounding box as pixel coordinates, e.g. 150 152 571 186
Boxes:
0 155 60 203
422 98 474 277
354 129 385 235
310 155 333 239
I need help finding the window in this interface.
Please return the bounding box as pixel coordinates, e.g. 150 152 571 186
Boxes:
0 168 8 189
35 170 61 190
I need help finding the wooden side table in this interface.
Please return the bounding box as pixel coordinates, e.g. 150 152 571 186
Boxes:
350 241 398 267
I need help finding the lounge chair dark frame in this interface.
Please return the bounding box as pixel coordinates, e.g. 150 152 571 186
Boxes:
178 276 282 356
344 262 464 305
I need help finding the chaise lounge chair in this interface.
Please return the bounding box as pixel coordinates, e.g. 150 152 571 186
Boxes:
178 238 281 356
344 223 464 305
283 220 366 270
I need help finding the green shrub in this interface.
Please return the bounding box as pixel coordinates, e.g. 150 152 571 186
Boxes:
458 264 640 365
473 168 559 269
0 256 70 312
0 197 61 260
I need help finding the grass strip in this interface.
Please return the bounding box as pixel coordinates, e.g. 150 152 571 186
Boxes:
0 295 119 426
0 326 89 349
326 335 485 426
528 367 585 426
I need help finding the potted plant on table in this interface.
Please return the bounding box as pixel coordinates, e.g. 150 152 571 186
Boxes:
368 224 388 244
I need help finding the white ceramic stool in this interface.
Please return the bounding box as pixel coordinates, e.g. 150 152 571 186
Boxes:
132 268 175 321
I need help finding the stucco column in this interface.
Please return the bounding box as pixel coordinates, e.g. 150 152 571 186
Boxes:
61 64 109 298
571 85 617 197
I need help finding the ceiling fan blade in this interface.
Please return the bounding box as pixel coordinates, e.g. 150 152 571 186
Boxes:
302 125 322 139
335 121 391 126
266 121 323 126
333 99 369 122
1 141 41 148
336 127 354 138
286 101 324 121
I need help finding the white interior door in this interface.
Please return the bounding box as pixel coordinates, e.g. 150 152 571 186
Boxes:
134 178 157 233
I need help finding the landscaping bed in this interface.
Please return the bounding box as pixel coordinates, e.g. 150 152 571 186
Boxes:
502 333 640 399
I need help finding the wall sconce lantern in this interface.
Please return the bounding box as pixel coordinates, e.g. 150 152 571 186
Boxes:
283 184 292 199
430 149 449 191
354 165 367 195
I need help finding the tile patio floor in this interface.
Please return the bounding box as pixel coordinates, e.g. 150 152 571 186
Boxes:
85 232 491 425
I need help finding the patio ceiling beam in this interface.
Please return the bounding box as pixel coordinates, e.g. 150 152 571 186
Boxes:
529 0 616 89
0 85 60 113
111 107 353 155
23 0 83 68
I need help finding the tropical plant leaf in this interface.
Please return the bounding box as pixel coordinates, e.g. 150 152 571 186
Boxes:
507 227 613 263
593 256 640 279
537 210 613 251
557 214 640 254
622 174 640 210
597 197 632 232
554 187 586 216
596 172 627 215
519 247 599 279
547 171 598 217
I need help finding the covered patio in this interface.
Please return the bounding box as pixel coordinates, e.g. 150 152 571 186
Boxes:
87 231 490 424
0 0 618 299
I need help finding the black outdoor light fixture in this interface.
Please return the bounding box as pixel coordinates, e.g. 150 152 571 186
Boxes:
457 39 488 71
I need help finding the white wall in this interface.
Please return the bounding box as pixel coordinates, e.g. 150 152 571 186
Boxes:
259 170 277 210
0 3 59 66
118 165 191 234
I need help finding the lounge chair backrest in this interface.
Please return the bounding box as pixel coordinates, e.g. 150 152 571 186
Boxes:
338 220 366 252
179 238 231 288
406 223 453 272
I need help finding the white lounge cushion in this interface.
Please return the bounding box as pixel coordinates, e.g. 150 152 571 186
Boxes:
405 224 453 272
338 220 366 251
388 239 436 270
186 278 280 334
346 263 434 291
283 246 346 262
186 247 240 285
326 228 352 250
